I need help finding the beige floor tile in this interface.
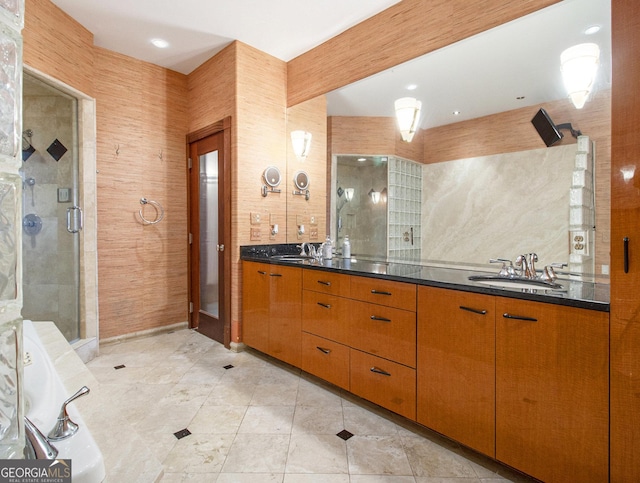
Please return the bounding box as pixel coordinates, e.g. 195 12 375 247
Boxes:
402 436 477 478
162 433 235 474
204 382 256 406
251 382 299 406
347 435 414 476
237 405 295 434
284 474 350 483
296 377 343 407
291 405 345 434
189 405 248 434
285 433 348 474
351 477 417 483
343 404 399 436
221 434 290 473
217 473 283 483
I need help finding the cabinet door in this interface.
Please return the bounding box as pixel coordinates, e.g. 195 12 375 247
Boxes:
496 298 608 483
348 300 416 367
241 261 270 353
302 290 349 345
350 349 416 420
417 286 495 457
301 332 350 390
268 265 302 367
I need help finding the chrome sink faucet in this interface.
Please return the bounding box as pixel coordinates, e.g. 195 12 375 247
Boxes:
515 253 538 279
297 242 316 258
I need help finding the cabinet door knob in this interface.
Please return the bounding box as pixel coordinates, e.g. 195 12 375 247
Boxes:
459 306 487 315
503 313 538 322
370 367 391 376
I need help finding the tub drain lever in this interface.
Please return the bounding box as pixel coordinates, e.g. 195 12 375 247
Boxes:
48 385 90 441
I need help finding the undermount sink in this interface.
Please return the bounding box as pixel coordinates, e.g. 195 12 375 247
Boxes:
468 275 563 291
271 254 316 262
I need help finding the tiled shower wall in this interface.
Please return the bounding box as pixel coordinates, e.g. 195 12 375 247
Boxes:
21 77 79 341
388 157 422 261
0 0 24 459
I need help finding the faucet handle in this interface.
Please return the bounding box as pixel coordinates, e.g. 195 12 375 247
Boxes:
48 386 90 441
490 258 515 277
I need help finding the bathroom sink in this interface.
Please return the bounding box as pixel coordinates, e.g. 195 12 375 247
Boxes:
468 275 563 291
271 254 316 262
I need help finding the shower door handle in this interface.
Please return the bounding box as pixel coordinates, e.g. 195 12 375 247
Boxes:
66 206 83 233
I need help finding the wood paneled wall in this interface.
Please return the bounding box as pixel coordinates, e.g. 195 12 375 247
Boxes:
328 116 424 162
94 48 189 339
287 0 560 107
23 0 94 96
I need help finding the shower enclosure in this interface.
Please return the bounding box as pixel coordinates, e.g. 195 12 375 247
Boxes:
20 73 81 342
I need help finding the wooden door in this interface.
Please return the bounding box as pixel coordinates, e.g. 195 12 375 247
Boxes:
188 121 231 345
241 261 270 353
610 1 640 480
417 286 495 457
495 298 608 483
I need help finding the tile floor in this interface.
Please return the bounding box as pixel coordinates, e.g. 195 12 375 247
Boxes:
86 328 537 483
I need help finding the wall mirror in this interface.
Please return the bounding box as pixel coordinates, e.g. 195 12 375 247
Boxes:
261 165 281 197
325 0 611 280
292 170 310 200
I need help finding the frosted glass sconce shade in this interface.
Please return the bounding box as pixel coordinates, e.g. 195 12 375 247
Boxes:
394 97 421 142
290 130 312 160
561 43 600 109
368 189 380 204
344 188 354 201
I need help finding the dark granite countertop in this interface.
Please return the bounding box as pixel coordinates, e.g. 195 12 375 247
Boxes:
240 244 610 312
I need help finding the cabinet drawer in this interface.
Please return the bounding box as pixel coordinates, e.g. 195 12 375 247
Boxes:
348 300 416 367
301 333 350 390
350 349 416 420
350 276 416 310
303 269 350 296
302 290 349 345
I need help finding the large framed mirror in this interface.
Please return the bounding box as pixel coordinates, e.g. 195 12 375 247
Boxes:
324 0 610 281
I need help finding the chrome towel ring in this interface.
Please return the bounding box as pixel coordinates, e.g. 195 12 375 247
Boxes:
138 197 164 225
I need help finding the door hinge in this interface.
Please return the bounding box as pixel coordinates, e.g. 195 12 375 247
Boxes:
189 302 193 313
188 157 192 169
189 233 193 244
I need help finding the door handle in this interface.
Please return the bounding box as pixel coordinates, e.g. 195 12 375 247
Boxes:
217 244 225 252
66 206 83 233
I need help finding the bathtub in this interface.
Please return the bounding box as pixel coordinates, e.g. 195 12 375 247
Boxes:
23 320 106 483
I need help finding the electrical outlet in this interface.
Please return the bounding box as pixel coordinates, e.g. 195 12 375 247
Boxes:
571 230 589 255
310 228 318 239
250 212 261 225
250 228 261 240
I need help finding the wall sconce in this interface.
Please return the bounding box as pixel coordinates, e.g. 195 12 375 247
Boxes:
380 188 388 203
394 97 422 142
561 43 600 109
368 189 381 204
344 188 354 201
271 223 279 236
291 130 312 160
298 224 305 236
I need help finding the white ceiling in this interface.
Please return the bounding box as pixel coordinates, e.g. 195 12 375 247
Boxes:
326 0 611 129
48 0 609 131
49 0 402 74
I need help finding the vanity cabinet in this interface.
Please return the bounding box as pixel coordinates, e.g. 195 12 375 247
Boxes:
417 286 496 457
242 261 302 367
495 297 609 483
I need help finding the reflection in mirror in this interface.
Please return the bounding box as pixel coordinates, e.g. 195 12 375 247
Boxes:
326 0 610 281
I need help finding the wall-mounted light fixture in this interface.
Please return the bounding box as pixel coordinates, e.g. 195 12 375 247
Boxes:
380 188 388 203
560 43 600 109
368 189 381 204
394 97 421 142
344 188 354 202
290 130 312 160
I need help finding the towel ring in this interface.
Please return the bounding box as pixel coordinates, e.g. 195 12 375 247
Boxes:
138 198 164 225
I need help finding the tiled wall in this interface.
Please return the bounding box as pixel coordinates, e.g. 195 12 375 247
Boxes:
388 157 422 261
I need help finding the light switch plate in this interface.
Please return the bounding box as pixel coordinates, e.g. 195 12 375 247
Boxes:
310 228 318 239
310 215 317 226
57 188 71 203
250 228 261 240
250 212 261 225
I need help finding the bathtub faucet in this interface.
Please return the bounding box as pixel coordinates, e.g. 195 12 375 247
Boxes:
48 386 90 441
24 417 58 459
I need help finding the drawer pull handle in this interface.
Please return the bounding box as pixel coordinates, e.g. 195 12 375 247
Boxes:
624 237 629 273
317 302 332 309
317 280 332 286
316 346 331 354
257 270 267 275
269 273 283 277
370 367 391 376
503 313 538 322
459 306 487 315
370 315 391 322
371 290 392 296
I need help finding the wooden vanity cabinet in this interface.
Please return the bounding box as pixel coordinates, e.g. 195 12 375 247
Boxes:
242 261 302 367
301 332 350 390
495 297 609 483
417 286 496 457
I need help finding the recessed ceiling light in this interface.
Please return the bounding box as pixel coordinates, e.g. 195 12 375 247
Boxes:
151 38 169 49
357 157 367 162
453 110 461 116
406 84 418 91
584 25 601 35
